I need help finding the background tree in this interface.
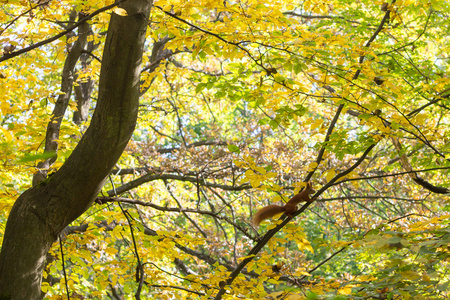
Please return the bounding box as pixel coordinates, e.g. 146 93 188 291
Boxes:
0 0 449 299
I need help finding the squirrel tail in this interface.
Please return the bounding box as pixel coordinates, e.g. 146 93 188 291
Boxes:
252 204 285 226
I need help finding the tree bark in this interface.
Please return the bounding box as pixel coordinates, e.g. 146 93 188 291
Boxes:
0 1 152 299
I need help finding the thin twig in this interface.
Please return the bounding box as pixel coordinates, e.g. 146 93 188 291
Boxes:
59 235 71 300
108 176 145 300
213 144 376 299
0 1 124 62
305 104 344 182
299 213 417 281
1 0 52 35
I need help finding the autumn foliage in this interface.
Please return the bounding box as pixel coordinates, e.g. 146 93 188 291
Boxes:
1 0 450 299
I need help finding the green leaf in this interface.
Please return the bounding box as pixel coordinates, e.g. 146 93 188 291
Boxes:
227 144 240 153
196 83 206 93
269 119 279 129
17 151 56 163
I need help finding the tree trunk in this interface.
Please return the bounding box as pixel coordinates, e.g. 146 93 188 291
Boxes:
0 1 152 299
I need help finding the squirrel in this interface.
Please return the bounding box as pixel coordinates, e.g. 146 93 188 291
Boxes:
252 182 315 226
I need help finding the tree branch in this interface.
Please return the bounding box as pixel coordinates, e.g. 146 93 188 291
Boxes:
105 173 251 196
213 143 376 299
0 1 124 63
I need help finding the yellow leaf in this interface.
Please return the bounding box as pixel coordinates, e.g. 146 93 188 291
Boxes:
41 282 50 293
270 291 285 298
309 162 318 168
286 294 303 300
400 270 421 280
276 246 286 253
325 169 336 182
245 169 255 177
357 275 376 281
338 286 353 295
267 172 277 178
105 247 118 255
307 161 318 172
113 7 128 16
255 166 266 174
266 222 280 230
250 179 260 188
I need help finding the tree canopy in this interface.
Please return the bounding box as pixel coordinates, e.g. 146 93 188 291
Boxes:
1 0 449 299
